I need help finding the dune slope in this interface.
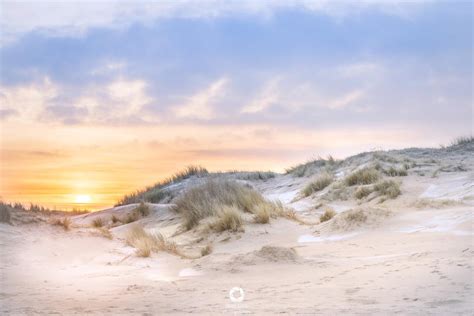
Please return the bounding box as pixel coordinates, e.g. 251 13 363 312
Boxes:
1 142 473 314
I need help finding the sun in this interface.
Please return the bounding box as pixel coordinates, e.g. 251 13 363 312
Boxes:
74 194 91 204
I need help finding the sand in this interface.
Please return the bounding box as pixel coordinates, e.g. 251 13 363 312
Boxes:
1 143 473 315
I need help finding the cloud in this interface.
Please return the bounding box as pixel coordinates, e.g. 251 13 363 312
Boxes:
70 78 154 124
242 77 281 113
174 78 228 120
0 0 429 45
65 77 154 124
107 79 151 116
0 77 155 124
328 89 366 109
0 78 58 121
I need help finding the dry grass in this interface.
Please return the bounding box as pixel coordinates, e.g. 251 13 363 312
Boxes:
374 180 401 199
173 179 274 230
448 135 473 147
321 183 352 201
135 202 150 217
253 202 277 224
124 211 140 224
92 217 104 228
126 225 184 258
354 186 373 200
412 198 459 209
123 203 151 224
345 167 380 186
209 206 244 232
385 167 408 177
111 215 121 224
281 209 300 222
319 208 336 223
0 204 11 223
285 157 335 177
345 209 368 223
116 165 208 206
52 217 71 231
96 227 113 239
279 207 317 225
328 208 391 232
236 171 276 180
201 244 213 257
1 201 88 217
133 238 153 257
302 173 333 197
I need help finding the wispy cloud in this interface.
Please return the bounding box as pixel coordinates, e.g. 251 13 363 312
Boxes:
0 77 155 124
242 77 281 113
328 89 366 109
174 78 228 120
0 78 58 121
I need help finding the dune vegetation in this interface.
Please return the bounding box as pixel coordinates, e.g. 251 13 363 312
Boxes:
173 179 283 230
302 172 334 197
125 225 195 258
0 204 11 224
52 217 71 231
319 208 336 223
373 180 401 199
285 156 337 177
92 218 104 228
345 167 380 186
208 205 244 232
116 166 208 206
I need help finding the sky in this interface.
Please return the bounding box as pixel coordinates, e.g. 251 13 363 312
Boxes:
0 0 472 210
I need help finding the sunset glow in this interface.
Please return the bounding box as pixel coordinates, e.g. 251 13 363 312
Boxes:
74 195 91 204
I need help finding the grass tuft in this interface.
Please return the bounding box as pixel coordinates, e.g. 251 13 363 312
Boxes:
201 244 213 257
126 225 185 258
281 209 299 222
111 215 121 224
374 180 401 199
125 211 140 224
448 135 473 147
96 227 113 239
209 206 244 232
354 186 373 200
384 167 408 177
345 167 380 186
52 217 71 231
92 218 104 228
116 165 207 206
0 204 11 224
173 179 274 230
135 202 150 217
253 202 278 224
302 173 333 197
319 208 336 223
285 157 333 177
123 202 151 224
345 209 368 223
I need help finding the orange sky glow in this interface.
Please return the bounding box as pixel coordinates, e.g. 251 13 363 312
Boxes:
0 119 453 211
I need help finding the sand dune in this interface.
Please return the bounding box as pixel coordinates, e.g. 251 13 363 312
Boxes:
1 142 473 314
